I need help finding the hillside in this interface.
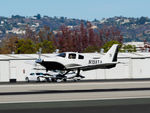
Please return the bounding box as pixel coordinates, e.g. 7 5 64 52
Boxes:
1 15 150 42
0 14 86 38
92 16 150 42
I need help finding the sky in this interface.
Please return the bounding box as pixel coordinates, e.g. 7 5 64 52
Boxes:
0 0 150 20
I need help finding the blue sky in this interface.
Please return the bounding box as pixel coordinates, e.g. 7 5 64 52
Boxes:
0 0 150 20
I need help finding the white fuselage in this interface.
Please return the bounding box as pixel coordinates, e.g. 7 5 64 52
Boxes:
43 52 104 69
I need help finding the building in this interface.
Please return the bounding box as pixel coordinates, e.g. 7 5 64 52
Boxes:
0 52 150 82
124 41 150 52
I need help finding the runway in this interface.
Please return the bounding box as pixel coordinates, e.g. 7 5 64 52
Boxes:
1 80 150 103
1 80 150 112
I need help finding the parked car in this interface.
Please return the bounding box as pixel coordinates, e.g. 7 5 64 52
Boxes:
25 72 46 82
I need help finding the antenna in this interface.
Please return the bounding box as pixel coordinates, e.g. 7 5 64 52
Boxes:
38 48 42 60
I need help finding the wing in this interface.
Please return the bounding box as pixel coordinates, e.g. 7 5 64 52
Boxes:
36 60 66 70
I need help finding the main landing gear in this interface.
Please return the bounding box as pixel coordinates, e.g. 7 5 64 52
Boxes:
46 69 85 82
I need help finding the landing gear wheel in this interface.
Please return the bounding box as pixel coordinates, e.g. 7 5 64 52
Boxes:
63 79 67 82
46 78 50 82
51 78 56 82
73 79 77 82
37 77 40 82
26 77 30 82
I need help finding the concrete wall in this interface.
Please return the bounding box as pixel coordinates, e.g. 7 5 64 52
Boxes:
0 61 9 82
132 58 150 78
83 58 150 80
9 60 36 82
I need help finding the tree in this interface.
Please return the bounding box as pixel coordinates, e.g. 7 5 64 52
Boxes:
15 39 36 54
121 44 136 52
55 23 102 52
102 40 121 52
37 26 55 43
99 27 123 45
24 25 37 42
34 14 41 20
36 40 56 53
138 17 149 24
0 36 19 54
84 45 100 53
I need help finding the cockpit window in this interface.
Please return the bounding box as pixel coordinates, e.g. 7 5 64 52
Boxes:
68 53 76 59
79 55 84 59
30 73 34 75
57 53 66 58
36 73 43 75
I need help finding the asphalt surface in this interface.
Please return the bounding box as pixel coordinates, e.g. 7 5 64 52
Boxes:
1 99 150 113
1 81 150 112
2 105 150 113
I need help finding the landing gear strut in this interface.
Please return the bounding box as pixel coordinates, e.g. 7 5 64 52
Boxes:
76 69 85 78
76 69 80 77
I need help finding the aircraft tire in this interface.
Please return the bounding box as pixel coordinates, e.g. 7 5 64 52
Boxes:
37 77 40 82
73 79 77 82
25 77 30 83
63 79 67 82
46 78 50 82
51 78 56 82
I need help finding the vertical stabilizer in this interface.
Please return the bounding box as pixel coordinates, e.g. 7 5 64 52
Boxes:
101 44 119 63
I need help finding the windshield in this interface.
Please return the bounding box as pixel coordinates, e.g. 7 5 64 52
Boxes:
57 53 66 58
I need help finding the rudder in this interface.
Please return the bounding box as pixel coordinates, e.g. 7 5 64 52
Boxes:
101 44 119 63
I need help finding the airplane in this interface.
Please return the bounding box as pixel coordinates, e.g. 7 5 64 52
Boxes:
36 44 119 81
